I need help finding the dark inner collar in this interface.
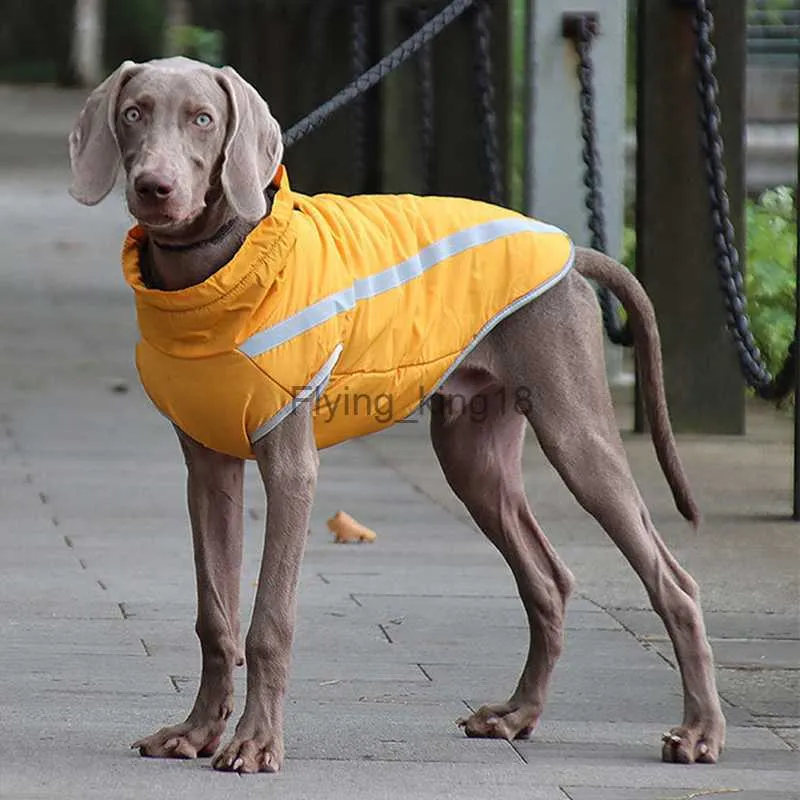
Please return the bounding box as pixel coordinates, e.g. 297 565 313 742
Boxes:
151 185 280 253
140 185 280 289
152 216 238 253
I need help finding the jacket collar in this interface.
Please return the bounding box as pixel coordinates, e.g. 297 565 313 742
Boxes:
122 164 296 315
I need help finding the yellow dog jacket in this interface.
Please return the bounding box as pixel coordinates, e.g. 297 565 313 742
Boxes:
122 166 574 459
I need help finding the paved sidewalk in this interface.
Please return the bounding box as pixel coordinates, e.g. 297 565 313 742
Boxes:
0 89 798 799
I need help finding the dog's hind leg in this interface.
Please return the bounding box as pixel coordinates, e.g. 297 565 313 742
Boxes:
430 384 575 741
494 270 726 763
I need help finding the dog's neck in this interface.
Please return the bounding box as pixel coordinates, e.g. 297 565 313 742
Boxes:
140 188 275 291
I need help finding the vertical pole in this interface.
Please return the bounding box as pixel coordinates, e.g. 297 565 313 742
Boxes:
71 0 104 86
524 0 628 385
524 0 626 256
635 0 746 434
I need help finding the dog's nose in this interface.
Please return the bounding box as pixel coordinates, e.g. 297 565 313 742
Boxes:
134 173 175 201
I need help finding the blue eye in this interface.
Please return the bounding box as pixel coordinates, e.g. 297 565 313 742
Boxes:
195 112 213 128
123 106 141 123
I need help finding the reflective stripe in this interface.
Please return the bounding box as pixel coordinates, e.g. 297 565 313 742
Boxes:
239 217 566 359
240 291 355 358
249 344 343 445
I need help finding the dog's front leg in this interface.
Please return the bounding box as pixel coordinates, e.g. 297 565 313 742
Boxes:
213 404 318 774
134 429 244 759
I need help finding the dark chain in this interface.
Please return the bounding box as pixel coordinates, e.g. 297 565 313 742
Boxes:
283 0 477 148
350 0 370 193
472 0 503 205
565 14 634 347
692 0 795 401
415 3 436 194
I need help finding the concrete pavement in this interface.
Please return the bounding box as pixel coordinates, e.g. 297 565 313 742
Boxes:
0 86 798 799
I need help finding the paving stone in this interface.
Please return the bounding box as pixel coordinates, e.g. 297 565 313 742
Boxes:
772 728 799 751
611 608 800 641
645 637 800 672
533 720 787 750
563 789 798 800
0 599 125 621
5 662 176 696
1 759 566 800
0 628 142 656
342 593 615 633
709 639 800 671
284 699 522 764
168 656 427 685
515 740 800 770
286 678 458 704
716 668 800 718
756 717 800 729
511 744 800 792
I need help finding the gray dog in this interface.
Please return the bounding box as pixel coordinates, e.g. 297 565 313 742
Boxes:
68 57 725 773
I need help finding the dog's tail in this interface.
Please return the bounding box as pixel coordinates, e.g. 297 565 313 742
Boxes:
575 247 701 528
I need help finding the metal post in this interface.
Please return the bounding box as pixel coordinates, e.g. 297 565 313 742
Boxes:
524 0 629 384
635 0 747 434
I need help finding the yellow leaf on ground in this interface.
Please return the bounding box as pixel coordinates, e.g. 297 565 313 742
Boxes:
327 511 377 543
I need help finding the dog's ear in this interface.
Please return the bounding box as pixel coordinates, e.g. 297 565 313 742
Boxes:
216 66 284 222
68 60 141 206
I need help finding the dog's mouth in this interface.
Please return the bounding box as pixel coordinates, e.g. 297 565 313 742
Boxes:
135 206 205 233
136 213 177 229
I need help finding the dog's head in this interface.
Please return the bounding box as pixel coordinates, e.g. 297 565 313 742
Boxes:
68 57 283 232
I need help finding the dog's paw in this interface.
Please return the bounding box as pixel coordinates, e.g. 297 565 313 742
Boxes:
212 729 284 774
457 702 538 741
661 717 726 764
132 719 225 759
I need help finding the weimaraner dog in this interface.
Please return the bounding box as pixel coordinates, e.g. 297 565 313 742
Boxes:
68 57 725 773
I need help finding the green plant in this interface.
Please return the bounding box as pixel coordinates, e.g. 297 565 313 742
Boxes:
618 186 796 384
167 25 225 66
509 0 526 211
745 186 797 380
748 0 797 23
620 223 637 272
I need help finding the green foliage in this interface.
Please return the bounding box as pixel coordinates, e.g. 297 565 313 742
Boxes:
745 186 797 379
167 25 225 67
748 0 798 22
620 224 637 272
620 187 797 382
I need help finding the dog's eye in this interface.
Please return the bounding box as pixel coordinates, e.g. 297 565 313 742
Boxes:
122 106 141 124
194 112 213 128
